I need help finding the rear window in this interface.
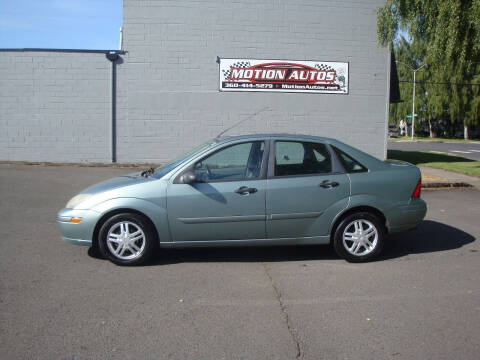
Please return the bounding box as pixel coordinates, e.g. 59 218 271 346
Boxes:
332 146 368 173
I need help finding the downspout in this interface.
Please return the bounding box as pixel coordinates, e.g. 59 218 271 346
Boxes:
106 52 119 163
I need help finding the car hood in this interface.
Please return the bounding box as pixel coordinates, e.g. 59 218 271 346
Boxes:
82 171 155 195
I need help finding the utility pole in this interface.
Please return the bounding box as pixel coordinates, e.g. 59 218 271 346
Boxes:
396 61 426 140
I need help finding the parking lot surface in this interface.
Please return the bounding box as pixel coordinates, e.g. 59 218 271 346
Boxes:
1 164 479 359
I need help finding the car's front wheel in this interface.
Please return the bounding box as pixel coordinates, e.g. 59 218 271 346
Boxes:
98 213 157 266
333 212 385 262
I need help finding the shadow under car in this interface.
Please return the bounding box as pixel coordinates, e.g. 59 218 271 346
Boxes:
88 220 475 265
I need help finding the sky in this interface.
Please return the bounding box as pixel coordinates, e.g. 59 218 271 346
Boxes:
0 0 122 49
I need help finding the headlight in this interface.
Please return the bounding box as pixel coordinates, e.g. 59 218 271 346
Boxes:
66 194 93 209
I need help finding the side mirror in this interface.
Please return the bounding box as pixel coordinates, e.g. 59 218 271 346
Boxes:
180 171 197 184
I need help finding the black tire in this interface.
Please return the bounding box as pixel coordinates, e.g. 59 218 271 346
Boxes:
333 212 385 263
98 213 158 266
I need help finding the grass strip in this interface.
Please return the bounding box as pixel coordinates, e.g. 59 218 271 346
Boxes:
387 150 480 177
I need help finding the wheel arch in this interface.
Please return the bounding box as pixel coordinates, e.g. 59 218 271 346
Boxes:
329 205 387 243
92 208 159 249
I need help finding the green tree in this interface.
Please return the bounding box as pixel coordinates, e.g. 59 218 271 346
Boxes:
390 37 414 127
377 0 480 139
390 37 433 136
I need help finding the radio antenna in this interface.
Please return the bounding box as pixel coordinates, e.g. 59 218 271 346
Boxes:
215 106 270 139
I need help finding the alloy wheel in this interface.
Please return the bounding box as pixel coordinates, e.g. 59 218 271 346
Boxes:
106 221 146 260
342 219 378 256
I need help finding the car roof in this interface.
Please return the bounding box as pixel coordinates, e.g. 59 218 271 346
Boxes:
216 133 336 144
214 133 386 171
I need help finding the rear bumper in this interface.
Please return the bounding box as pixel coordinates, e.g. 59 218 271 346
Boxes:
387 199 427 234
57 208 101 246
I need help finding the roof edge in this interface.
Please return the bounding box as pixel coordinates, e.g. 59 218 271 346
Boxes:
216 133 336 143
0 48 126 54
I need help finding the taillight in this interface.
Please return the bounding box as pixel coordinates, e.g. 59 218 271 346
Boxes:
411 179 421 198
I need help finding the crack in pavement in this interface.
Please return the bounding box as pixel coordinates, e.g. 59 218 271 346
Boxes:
263 263 302 359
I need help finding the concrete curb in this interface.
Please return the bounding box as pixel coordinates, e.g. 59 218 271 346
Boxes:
419 166 480 190
422 182 473 189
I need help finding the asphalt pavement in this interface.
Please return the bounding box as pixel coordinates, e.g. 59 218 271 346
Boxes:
388 140 480 160
1 164 479 359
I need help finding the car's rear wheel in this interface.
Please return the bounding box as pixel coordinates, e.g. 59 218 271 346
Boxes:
98 213 157 266
333 212 385 262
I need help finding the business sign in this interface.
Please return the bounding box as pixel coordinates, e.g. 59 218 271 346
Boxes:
219 58 348 94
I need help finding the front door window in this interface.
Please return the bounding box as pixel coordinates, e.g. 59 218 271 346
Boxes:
194 141 264 181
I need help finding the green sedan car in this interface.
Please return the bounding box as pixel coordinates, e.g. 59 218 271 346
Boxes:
57 134 426 265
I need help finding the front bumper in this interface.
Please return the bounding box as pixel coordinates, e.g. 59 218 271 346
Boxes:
57 208 102 246
386 198 427 234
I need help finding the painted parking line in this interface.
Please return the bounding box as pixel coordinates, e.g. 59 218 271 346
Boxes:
469 150 480 152
450 150 473 154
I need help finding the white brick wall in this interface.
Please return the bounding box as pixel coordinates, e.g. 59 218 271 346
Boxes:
0 51 111 162
117 0 389 163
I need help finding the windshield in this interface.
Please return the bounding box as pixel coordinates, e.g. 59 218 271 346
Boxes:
153 140 217 178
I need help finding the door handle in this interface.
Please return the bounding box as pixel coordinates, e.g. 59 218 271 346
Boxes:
319 180 339 188
235 186 258 195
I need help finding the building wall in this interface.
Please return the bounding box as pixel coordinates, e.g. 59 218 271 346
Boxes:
0 51 111 163
0 0 389 164
118 0 389 163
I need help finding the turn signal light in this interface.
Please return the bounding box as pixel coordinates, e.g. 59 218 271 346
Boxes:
70 217 83 223
411 179 421 198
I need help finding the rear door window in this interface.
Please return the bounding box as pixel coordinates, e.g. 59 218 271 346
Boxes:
274 141 332 176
